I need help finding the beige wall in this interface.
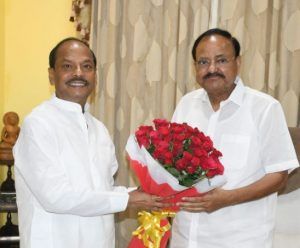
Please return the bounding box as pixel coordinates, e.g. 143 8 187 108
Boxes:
1 0 76 224
2 0 76 124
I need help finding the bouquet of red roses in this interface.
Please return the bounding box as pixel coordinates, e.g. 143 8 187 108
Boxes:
126 119 226 248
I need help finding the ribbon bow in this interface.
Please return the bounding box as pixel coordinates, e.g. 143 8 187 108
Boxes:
132 211 176 248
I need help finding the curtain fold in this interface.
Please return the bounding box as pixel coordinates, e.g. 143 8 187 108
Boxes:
90 0 211 246
218 0 300 126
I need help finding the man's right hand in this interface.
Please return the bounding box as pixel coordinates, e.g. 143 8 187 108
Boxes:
127 189 171 211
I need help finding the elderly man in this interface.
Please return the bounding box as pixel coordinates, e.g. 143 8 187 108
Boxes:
13 38 167 248
170 28 299 248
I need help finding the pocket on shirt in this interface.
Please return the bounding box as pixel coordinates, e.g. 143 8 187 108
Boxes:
219 134 250 171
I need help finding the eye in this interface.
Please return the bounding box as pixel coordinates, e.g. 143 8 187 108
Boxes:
197 59 209 65
61 64 73 70
216 58 228 64
82 63 95 71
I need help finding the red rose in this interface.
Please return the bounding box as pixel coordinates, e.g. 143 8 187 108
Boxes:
172 143 183 157
153 119 169 129
183 124 194 136
164 151 173 159
163 151 173 164
154 147 168 157
158 126 170 137
149 130 160 143
157 140 169 150
206 162 224 177
190 157 200 168
137 136 150 148
200 157 218 170
202 139 213 151
135 126 153 138
173 133 186 142
206 169 218 177
170 123 186 133
182 151 193 161
192 148 206 158
197 131 206 141
134 119 224 187
186 166 196 174
191 136 202 146
175 158 189 170
211 148 222 158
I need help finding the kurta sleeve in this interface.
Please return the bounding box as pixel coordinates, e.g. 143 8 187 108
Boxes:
14 117 129 217
259 102 299 173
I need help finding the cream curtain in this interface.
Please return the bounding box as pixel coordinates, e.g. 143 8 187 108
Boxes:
88 0 300 247
217 0 300 126
89 0 211 246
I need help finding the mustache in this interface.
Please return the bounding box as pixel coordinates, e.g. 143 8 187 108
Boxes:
66 77 89 85
203 72 225 80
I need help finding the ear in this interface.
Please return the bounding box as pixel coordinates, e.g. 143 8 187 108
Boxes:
193 61 198 74
236 56 241 73
48 68 55 85
95 70 98 86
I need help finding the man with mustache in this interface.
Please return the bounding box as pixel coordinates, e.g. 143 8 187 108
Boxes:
169 28 299 248
13 38 168 248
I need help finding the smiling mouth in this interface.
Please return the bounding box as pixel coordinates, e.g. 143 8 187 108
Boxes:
66 80 88 87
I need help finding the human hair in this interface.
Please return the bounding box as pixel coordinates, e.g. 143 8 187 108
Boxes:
49 37 97 68
192 28 240 61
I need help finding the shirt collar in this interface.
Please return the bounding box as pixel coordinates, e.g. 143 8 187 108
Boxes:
226 76 244 106
50 94 90 113
195 76 245 106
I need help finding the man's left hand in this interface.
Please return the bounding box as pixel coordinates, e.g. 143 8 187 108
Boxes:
177 188 232 213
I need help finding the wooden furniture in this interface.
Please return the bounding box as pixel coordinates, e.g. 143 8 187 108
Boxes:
0 159 19 248
0 112 19 247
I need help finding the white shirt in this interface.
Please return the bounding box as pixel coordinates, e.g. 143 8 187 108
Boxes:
13 96 129 248
170 77 299 248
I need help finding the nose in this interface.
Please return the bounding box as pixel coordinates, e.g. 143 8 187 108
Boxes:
207 61 217 73
73 65 83 76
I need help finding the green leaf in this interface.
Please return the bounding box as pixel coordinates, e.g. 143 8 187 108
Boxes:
191 175 206 184
166 167 180 177
179 177 195 187
147 144 155 154
183 138 191 150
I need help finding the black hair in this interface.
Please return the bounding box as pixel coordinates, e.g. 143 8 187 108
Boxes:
49 37 97 68
192 28 240 61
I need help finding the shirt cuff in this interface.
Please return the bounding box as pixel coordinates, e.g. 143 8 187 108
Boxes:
109 186 130 212
127 187 137 192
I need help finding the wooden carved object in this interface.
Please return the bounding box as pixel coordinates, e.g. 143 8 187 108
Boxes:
0 112 20 161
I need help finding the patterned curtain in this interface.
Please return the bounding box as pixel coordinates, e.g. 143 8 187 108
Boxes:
89 0 211 246
218 0 300 126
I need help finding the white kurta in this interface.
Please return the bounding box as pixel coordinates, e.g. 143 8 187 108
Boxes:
13 96 129 248
170 77 299 248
